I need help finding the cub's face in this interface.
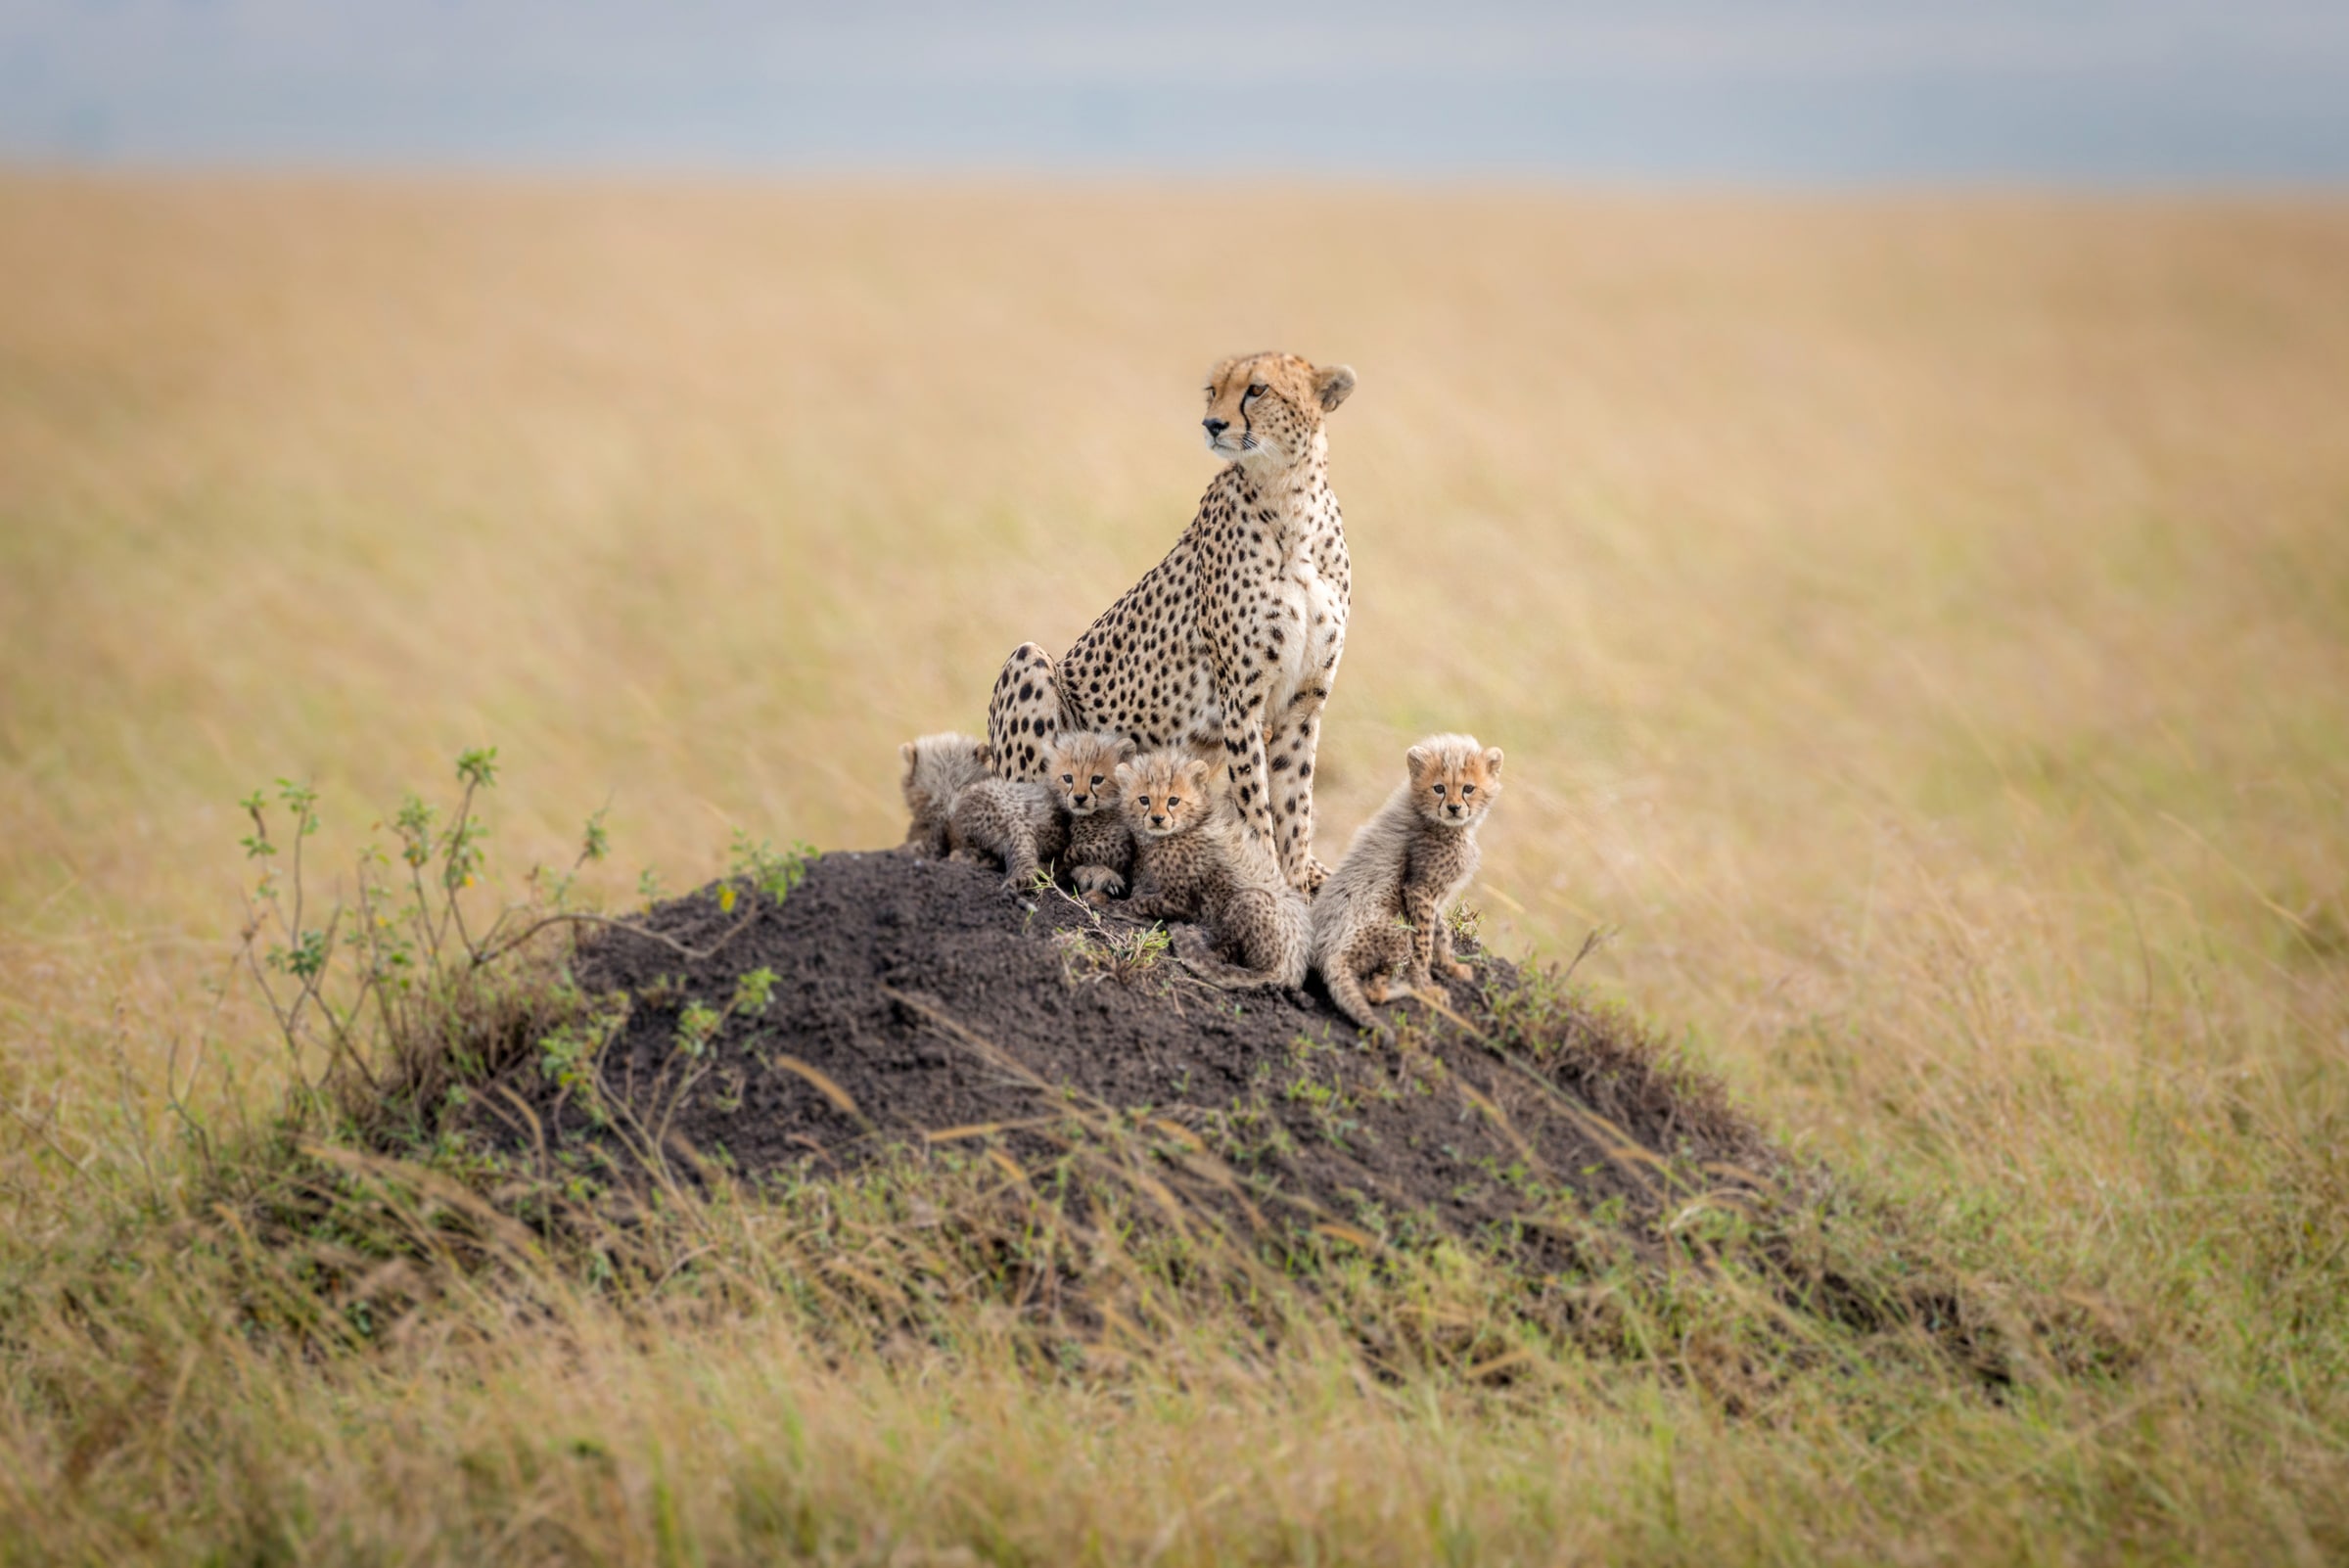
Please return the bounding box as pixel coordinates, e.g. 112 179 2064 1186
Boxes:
1201 351 1357 470
899 732 990 824
1046 731 1133 817
1116 751 1215 839
1405 736 1504 830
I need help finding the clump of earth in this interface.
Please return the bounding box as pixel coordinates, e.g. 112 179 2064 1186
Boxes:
457 850 1783 1258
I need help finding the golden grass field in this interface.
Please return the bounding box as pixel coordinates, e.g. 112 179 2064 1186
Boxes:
3 174 2348 1562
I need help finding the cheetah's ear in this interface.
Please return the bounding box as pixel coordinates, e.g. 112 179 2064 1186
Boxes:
1482 746 1503 778
899 741 916 766
1114 761 1137 789
973 741 992 767
1313 363 1357 412
1405 743 1431 779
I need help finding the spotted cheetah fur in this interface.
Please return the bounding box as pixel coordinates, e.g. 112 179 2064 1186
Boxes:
1310 734 1503 1036
986 350 1357 898
1117 748 1310 991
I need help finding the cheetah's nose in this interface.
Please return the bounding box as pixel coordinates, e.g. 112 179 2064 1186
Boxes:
1151 814 1166 827
1202 418 1228 437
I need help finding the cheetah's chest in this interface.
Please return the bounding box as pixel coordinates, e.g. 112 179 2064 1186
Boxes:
1264 540 1346 718
1410 831 1480 906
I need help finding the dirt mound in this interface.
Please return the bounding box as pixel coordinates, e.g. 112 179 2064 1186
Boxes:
462 850 1779 1258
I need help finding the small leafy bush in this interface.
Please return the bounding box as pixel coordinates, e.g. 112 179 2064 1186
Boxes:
235 751 802 1148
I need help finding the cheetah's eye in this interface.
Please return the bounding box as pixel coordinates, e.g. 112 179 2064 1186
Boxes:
1460 784 1475 796
1432 784 1447 796
1135 796 1150 807
1167 796 1181 807
1091 774 1104 786
1245 383 1267 400
1062 774 1074 784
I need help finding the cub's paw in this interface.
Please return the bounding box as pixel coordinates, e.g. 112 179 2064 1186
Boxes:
1299 858 1333 898
1073 865 1127 900
1170 924 1221 967
1438 959 1474 982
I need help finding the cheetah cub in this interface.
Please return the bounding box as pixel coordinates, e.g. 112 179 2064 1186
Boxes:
898 732 991 858
1046 730 1138 903
1118 749 1310 990
1311 734 1503 1035
951 731 1129 892
948 777 1068 892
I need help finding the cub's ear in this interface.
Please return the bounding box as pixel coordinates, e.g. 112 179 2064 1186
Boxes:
1405 743 1431 778
1183 758 1214 789
973 741 992 766
1482 746 1504 777
1114 761 1136 788
1115 735 1138 760
899 741 917 766
1313 363 1357 412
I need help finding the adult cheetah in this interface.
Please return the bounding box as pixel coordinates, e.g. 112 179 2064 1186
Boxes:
986 350 1356 894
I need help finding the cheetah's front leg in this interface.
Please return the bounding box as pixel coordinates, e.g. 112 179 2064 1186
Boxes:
1266 687 1334 895
1212 665 1284 880
1401 883 1446 991
1429 906 1472 983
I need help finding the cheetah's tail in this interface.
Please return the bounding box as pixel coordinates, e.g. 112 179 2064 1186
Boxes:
1316 955 1388 1034
1171 924 1290 992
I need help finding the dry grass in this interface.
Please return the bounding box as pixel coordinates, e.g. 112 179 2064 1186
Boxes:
3 173 2348 1563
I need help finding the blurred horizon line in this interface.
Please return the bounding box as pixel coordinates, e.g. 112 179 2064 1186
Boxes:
7 2 2349 187
6 161 2347 200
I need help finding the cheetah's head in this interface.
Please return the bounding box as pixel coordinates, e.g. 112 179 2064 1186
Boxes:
898 731 990 832
1046 730 1135 818
1116 749 1217 839
1405 733 1503 830
1202 351 1356 470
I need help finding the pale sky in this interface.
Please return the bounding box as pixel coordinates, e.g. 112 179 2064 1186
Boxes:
5 1 2347 181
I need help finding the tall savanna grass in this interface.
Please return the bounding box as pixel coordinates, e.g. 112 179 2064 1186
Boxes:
2 175 2346 1562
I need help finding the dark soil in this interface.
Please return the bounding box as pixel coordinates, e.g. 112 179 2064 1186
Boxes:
460 850 1783 1259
